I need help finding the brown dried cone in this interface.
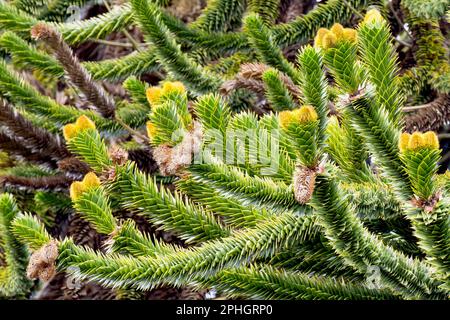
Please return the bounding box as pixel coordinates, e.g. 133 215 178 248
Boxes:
293 165 317 204
27 240 59 282
127 148 160 174
67 212 106 250
35 272 117 300
108 145 128 166
167 0 205 23
278 0 310 23
0 100 89 178
153 121 203 176
30 23 116 118
411 191 442 214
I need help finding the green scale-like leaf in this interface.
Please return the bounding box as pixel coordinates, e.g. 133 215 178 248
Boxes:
149 101 186 146
73 187 117 235
346 95 412 201
323 41 361 94
297 47 329 147
262 69 298 111
284 120 319 168
194 93 231 133
67 128 112 172
400 148 441 200
0 194 32 298
131 0 221 94
358 19 403 123
406 200 450 289
313 174 447 299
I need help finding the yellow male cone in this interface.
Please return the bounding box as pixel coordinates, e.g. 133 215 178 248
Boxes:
363 9 384 24
146 87 163 106
162 81 185 95
75 115 96 131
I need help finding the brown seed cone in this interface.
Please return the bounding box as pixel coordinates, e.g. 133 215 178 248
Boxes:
27 240 59 282
293 165 317 204
152 144 175 176
152 122 203 176
108 145 128 166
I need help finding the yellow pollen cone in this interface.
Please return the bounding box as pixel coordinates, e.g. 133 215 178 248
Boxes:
423 131 439 150
162 81 185 95
297 105 318 123
75 115 96 131
322 32 338 49
69 181 84 201
314 28 329 48
364 9 384 24
146 122 157 140
330 23 344 40
279 110 295 129
63 123 77 141
146 87 163 106
343 28 357 43
82 172 101 190
408 132 425 150
398 132 411 153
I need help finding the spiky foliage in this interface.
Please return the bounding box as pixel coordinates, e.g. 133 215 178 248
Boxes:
403 0 449 19
0 194 32 298
0 1 448 301
192 0 246 32
131 0 221 94
244 14 301 84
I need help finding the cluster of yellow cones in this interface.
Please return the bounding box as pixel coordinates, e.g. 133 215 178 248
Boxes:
399 131 440 152
314 23 357 50
145 81 186 141
314 9 384 50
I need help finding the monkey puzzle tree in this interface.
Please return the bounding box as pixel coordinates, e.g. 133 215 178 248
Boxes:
0 1 448 300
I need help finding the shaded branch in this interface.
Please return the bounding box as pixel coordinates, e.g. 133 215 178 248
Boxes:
0 132 55 167
404 94 450 132
0 174 74 192
0 100 70 161
31 23 116 118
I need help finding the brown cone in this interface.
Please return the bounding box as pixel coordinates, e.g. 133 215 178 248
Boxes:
26 240 59 282
293 165 317 204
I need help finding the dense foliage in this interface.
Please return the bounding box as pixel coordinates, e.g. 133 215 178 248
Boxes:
0 0 449 300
